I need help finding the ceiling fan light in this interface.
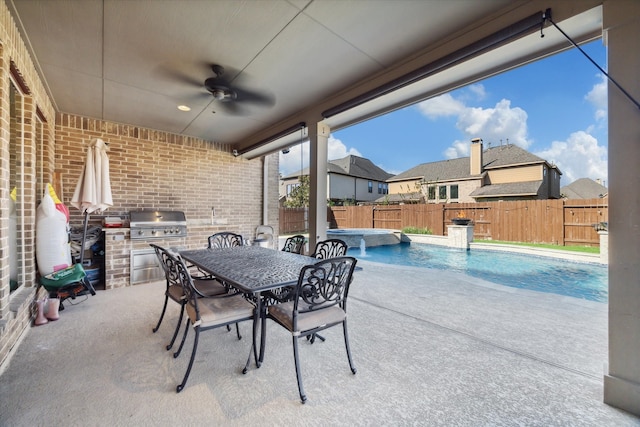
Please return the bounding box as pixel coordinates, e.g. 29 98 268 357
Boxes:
212 89 226 100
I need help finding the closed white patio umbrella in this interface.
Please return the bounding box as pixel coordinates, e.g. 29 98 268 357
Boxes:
71 138 113 265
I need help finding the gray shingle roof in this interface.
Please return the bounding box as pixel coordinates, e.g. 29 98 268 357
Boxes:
561 178 608 199
329 155 393 181
389 144 552 182
282 155 392 181
468 181 543 198
373 192 423 203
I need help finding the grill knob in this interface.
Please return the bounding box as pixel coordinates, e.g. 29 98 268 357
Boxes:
137 230 144 235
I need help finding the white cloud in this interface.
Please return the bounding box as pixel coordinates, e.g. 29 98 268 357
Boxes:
328 135 361 161
535 130 607 185
434 98 531 159
468 84 487 100
444 140 471 158
417 93 465 119
585 75 607 121
418 88 531 159
279 136 361 176
459 99 530 148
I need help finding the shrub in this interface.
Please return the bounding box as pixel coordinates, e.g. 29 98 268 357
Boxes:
402 226 432 235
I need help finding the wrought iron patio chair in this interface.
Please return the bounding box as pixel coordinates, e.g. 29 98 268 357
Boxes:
171 252 255 393
268 256 358 403
262 235 307 305
150 244 234 351
208 231 244 249
311 238 348 259
203 231 245 288
306 238 349 343
267 236 346 311
281 234 306 254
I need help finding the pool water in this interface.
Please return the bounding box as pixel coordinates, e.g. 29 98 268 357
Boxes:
348 243 608 302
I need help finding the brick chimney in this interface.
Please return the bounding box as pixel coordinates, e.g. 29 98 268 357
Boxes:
470 138 483 175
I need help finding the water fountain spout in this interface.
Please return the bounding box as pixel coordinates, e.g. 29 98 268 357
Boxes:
359 238 367 257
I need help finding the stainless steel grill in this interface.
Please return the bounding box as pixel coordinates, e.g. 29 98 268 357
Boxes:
129 210 187 285
129 210 187 240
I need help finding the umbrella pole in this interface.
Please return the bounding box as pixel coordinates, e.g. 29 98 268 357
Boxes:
78 210 97 295
79 210 90 265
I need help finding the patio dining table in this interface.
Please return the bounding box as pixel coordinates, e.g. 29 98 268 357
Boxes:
180 245 317 369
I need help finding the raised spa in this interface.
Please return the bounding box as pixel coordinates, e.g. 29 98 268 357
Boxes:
326 228 401 248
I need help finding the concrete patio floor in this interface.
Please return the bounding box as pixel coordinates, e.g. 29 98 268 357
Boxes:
1 259 639 426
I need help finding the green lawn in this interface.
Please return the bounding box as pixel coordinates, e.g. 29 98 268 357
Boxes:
475 240 600 254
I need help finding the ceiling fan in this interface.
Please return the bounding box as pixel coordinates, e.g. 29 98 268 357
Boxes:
201 64 274 114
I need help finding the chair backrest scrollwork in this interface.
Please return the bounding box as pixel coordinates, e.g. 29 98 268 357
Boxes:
150 243 181 289
172 252 202 320
293 256 357 314
311 238 348 260
208 232 244 249
282 235 306 254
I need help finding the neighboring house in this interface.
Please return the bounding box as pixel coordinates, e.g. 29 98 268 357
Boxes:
386 139 562 203
561 178 608 199
280 155 393 205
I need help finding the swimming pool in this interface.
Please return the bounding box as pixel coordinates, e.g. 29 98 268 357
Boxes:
348 243 608 302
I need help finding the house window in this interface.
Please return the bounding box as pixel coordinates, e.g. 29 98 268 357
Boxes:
427 186 436 200
378 183 383 194
450 185 458 199
383 183 388 194
368 181 373 193
286 183 299 195
439 185 447 200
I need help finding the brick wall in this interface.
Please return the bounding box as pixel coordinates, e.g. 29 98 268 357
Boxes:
0 0 56 368
56 113 280 289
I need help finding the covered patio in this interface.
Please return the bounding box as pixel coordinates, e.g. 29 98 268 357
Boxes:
2 0 640 419
1 261 637 425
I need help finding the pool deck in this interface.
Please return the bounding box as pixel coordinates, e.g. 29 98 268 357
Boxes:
1 255 636 425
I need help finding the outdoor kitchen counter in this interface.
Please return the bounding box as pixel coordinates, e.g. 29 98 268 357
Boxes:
102 225 249 289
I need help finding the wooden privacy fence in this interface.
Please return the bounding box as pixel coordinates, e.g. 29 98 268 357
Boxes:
279 207 308 234
281 198 608 247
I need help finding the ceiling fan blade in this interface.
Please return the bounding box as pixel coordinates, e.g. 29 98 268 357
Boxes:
233 87 275 107
196 63 275 114
185 91 214 104
155 65 203 88
215 100 245 115
207 63 240 86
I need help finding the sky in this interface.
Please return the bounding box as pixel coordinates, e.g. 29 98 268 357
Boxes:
279 39 608 187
